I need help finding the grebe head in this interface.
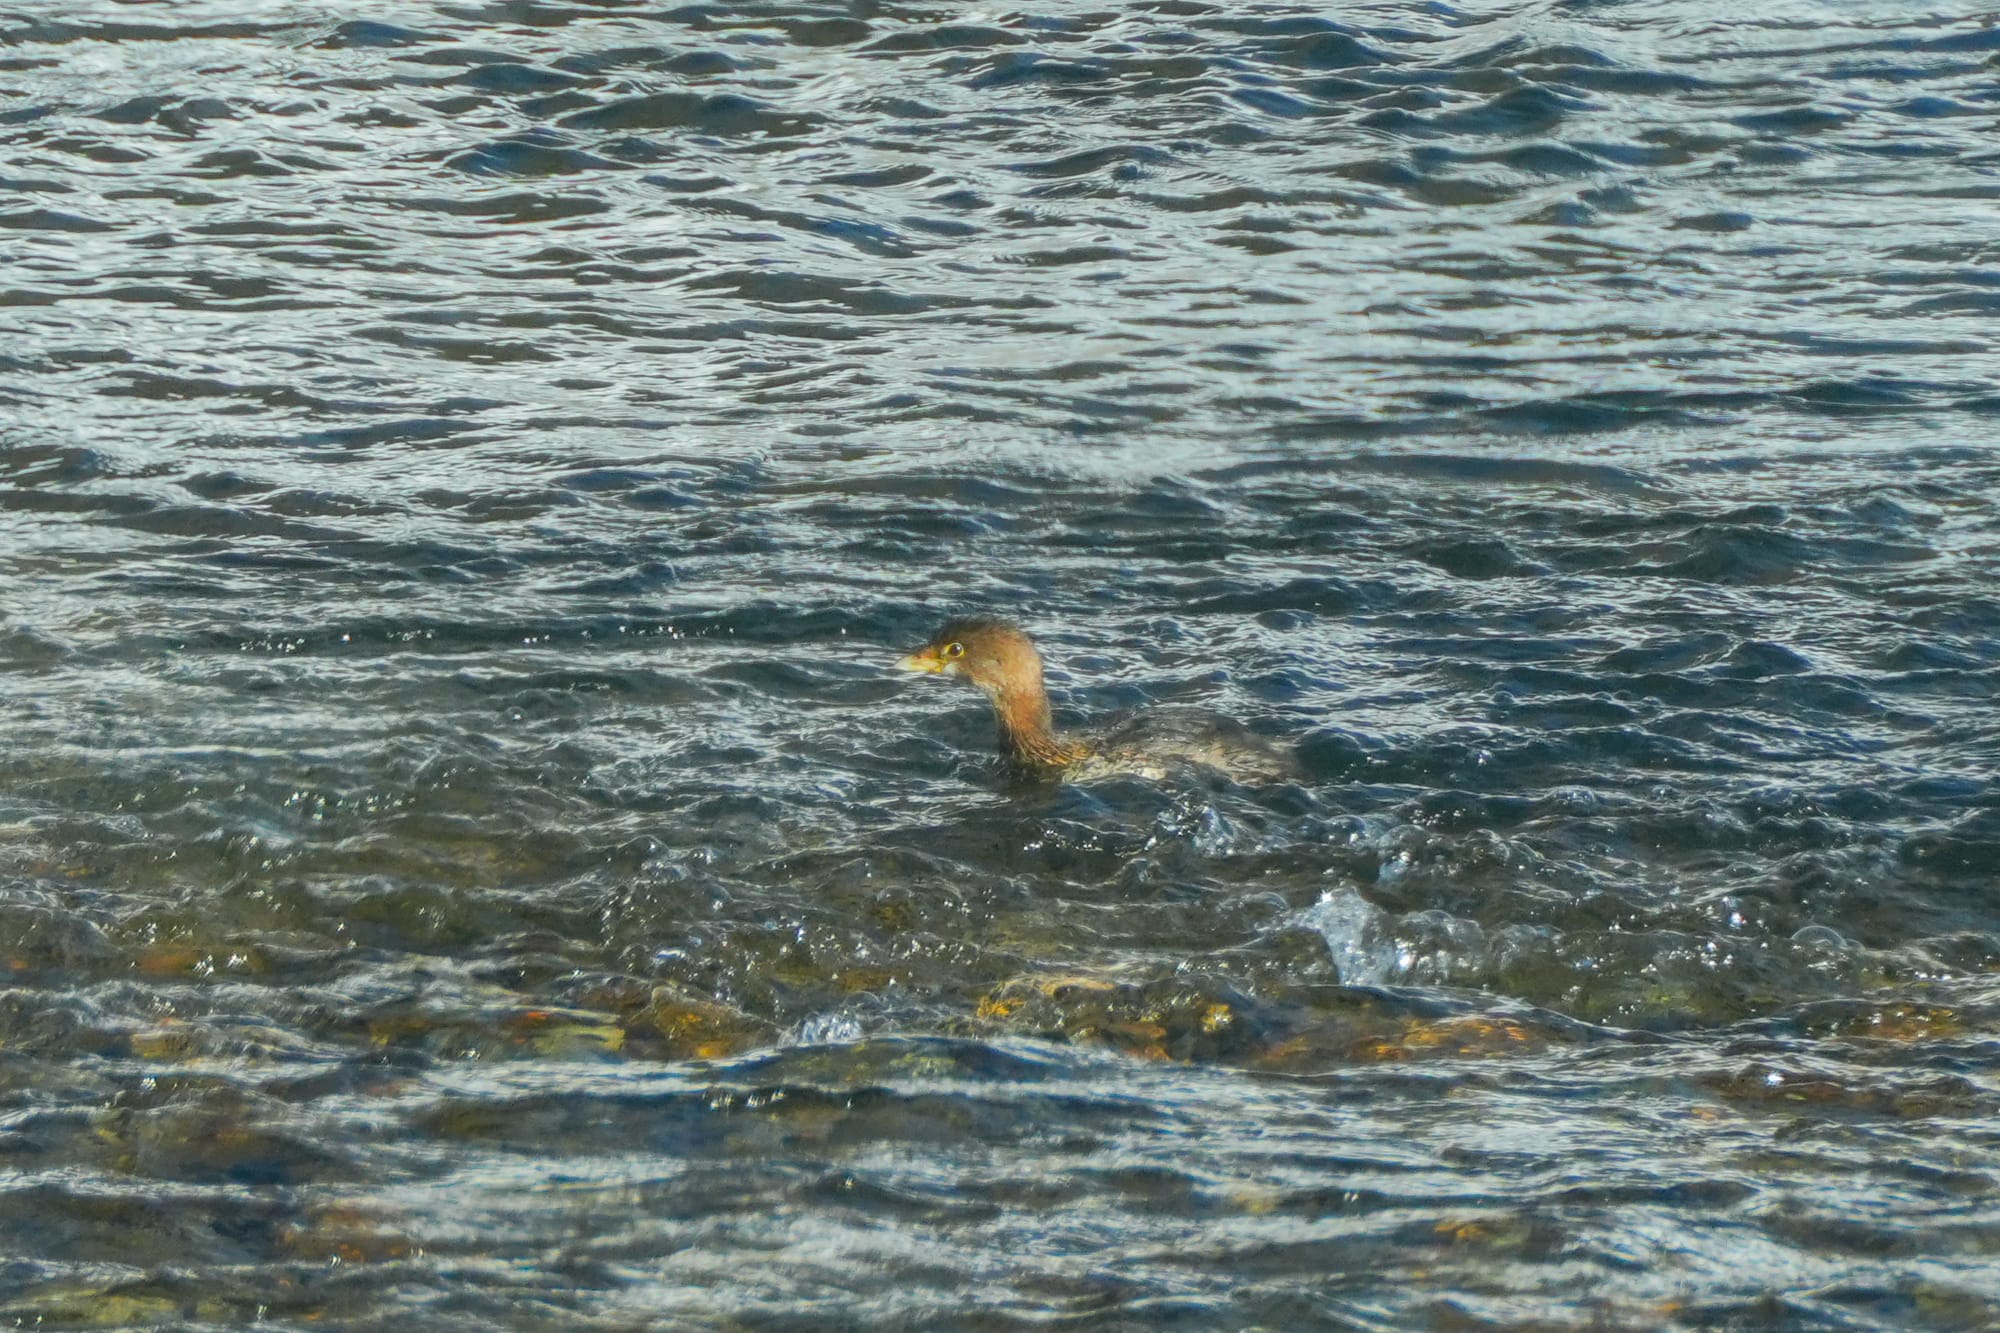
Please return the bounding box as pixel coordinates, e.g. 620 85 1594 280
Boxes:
895 617 1046 700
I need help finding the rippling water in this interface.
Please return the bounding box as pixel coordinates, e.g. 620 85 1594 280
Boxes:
4 0 2000 1326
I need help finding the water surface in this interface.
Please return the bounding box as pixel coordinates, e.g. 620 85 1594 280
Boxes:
3 0 2000 1327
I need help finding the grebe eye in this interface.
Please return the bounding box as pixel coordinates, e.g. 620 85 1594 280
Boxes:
943 642 964 659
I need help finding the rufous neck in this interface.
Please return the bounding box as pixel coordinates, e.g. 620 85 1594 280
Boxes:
989 681 1071 766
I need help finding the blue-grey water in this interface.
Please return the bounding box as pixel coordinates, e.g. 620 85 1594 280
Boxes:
3 0 1999 1327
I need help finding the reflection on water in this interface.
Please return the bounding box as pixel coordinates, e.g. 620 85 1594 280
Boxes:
3 0 2000 1326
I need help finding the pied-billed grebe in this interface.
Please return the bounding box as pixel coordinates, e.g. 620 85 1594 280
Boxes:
895 617 1300 782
